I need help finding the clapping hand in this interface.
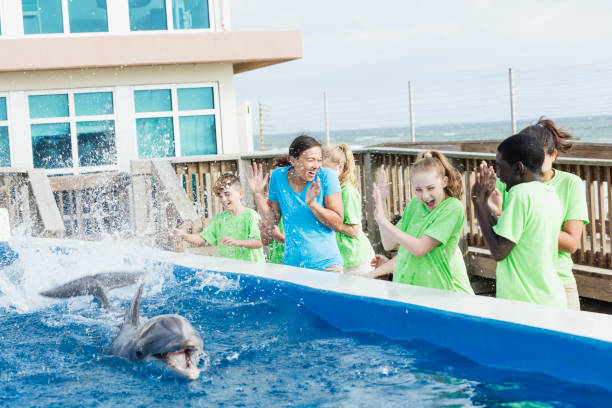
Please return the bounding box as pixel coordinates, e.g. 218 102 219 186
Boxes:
471 160 495 203
305 176 321 205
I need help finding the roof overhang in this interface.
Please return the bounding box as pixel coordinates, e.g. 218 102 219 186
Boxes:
0 31 302 74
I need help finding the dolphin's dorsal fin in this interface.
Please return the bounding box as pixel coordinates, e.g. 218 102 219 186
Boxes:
91 285 111 309
126 284 144 326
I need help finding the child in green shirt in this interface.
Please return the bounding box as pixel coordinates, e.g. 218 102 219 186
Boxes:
174 173 265 263
367 150 474 294
472 133 566 307
488 118 588 310
323 144 375 275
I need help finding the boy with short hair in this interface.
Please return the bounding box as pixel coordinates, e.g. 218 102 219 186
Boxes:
175 173 265 263
471 133 566 307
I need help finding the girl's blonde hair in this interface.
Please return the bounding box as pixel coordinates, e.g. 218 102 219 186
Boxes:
323 144 357 188
411 150 463 200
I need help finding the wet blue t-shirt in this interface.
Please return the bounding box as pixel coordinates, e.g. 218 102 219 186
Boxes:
268 166 343 270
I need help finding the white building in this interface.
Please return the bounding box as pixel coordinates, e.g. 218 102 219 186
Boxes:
0 1 301 175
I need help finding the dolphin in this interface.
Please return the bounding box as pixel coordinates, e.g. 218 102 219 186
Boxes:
40 273 204 380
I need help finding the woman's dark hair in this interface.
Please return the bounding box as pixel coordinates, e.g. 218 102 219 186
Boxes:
519 117 576 154
497 133 544 173
288 135 322 159
272 154 291 169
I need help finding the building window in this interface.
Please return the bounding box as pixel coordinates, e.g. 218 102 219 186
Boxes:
27 90 117 173
134 85 218 159
0 97 10 167
22 0 108 34
129 0 210 31
68 0 109 33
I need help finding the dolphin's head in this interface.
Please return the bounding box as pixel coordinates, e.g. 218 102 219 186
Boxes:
133 314 204 380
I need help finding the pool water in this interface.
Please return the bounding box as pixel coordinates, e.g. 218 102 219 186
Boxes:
1 241 611 407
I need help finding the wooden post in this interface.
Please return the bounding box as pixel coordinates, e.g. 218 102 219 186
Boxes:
509 68 516 134
258 101 264 151
324 91 330 146
408 81 415 142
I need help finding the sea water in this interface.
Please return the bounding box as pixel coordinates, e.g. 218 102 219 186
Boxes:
1 240 611 407
257 114 612 150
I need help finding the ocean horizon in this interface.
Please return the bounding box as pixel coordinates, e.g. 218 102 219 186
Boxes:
255 114 612 151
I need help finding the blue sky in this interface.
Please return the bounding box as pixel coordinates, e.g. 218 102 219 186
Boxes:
231 1 612 132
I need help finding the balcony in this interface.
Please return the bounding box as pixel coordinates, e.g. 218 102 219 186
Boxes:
0 30 302 74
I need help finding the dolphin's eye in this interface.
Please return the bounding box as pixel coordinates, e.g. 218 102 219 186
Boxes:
136 351 143 358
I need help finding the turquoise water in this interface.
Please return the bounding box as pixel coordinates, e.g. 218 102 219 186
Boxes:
1 242 611 407
256 114 612 150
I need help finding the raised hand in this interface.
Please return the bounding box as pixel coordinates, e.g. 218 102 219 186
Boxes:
246 161 269 196
375 167 390 202
305 176 322 204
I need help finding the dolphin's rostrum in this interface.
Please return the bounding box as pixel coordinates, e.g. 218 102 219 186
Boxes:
40 273 204 380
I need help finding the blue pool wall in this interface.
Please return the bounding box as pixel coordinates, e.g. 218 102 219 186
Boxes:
172 264 612 392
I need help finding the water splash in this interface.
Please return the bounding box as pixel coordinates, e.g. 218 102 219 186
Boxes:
0 236 168 313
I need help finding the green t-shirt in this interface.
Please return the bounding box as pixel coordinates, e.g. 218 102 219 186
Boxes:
496 170 589 285
335 183 375 268
200 208 265 263
268 220 285 264
492 181 566 307
495 178 509 211
545 170 589 285
393 197 474 294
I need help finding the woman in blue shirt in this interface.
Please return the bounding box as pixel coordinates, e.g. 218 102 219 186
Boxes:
247 135 345 272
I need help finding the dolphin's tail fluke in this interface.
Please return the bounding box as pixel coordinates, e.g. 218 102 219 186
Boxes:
39 272 144 309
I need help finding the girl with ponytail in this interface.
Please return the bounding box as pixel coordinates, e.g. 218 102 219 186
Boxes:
367 150 474 294
323 144 375 275
488 117 588 309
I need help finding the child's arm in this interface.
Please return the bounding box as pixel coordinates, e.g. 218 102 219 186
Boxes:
376 218 440 257
220 237 263 249
558 220 584 253
173 230 208 247
364 256 396 279
471 161 515 261
271 227 285 243
373 169 399 251
337 223 360 238
306 177 344 231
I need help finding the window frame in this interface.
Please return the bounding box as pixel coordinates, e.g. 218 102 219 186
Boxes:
0 92 11 167
21 0 109 35
25 87 119 175
129 0 215 32
132 82 220 159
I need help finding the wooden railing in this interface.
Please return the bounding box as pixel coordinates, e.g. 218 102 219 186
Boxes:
0 169 65 238
152 148 612 301
2 146 610 300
